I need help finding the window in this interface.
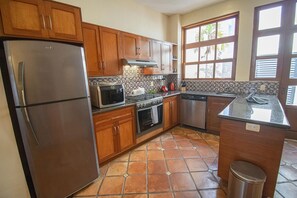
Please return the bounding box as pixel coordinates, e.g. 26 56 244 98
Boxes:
183 13 239 80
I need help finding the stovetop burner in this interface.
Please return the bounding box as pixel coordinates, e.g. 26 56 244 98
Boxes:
126 94 163 109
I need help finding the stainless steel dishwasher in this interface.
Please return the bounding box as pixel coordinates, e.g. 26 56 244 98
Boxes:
180 94 207 129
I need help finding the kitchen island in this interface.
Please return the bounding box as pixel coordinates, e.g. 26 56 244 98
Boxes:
218 95 290 197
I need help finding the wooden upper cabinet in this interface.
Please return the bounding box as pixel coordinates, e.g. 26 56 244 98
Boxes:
0 0 83 42
161 42 172 74
99 26 122 76
44 1 83 41
122 32 139 59
0 0 48 38
121 32 152 60
82 23 102 76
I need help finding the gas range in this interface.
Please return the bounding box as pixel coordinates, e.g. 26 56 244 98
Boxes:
126 94 163 109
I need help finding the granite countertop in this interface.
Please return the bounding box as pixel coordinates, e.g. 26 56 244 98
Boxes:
180 91 237 98
218 95 290 129
92 101 136 115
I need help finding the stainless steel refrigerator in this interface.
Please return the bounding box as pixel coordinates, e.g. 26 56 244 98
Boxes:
1 40 99 198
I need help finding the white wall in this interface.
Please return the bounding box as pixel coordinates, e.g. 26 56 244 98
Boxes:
0 72 30 198
181 0 282 81
55 0 169 41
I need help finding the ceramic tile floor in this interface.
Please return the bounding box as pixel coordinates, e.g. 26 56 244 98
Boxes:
72 126 297 198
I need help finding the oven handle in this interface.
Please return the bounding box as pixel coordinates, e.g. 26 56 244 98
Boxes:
137 103 163 112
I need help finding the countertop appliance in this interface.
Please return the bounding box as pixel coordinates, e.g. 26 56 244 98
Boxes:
0 40 99 198
89 84 125 108
180 94 207 129
126 94 163 135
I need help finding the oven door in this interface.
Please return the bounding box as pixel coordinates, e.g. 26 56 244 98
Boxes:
137 104 163 135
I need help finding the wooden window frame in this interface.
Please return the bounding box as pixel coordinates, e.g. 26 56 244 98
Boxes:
182 12 239 80
250 1 292 81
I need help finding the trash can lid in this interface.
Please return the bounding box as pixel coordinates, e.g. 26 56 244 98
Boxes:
230 161 266 184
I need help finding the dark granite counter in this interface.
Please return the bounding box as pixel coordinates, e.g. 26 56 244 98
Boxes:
92 101 136 115
180 91 236 98
160 91 181 97
218 95 290 129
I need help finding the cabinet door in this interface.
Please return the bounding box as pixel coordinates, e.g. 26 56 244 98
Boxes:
117 117 135 152
139 37 152 60
161 43 172 74
122 32 139 59
207 97 233 133
171 97 179 126
99 27 122 76
44 1 83 42
0 0 48 38
82 23 103 76
143 40 162 74
94 122 117 163
163 99 171 131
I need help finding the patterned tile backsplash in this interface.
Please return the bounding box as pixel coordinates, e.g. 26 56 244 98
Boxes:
88 66 279 95
182 80 279 95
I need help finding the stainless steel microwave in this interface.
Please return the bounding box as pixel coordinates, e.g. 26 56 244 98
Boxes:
89 84 125 108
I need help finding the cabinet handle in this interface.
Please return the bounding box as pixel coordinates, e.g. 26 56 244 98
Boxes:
47 15 53 30
41 15 46 29
116 125 120 133
113 126 117 135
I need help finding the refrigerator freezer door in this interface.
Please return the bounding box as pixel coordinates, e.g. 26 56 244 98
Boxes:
16 98 99 198
4 40 89 106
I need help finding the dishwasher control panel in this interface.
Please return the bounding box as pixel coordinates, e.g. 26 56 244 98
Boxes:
181 94 207 101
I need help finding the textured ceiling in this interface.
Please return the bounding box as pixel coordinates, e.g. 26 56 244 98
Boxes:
135 0 226 15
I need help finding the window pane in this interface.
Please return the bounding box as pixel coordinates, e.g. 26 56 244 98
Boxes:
218 18 236 38
286 86 297 105
255 58 277 78
185 48 199 62
185 64 198 78
259 6 282 30
200 23 216 41
257 35 280 56
199 63 214 78
186 27 199 44
200 45 215 61
217 42 234 59
215 62 232 78
290 58 297 79
293 33 297 54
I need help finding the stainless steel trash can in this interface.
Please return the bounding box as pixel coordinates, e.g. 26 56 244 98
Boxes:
228 161 266 198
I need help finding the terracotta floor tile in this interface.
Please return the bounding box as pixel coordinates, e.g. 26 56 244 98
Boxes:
148 160 167 174
192 172 219 189
162 141 178 150
281 150 297 164
276 182 297 198
147 150 164 160
97 196 121 198
147 142 162 150
181 149 200 158
287 139 297 148
176 140 193 147
279 165 297 180
191 139 209 147
123 194 148 198
149 192 173 198
164 149 182 159
174 191 201 198
99 176 124 195
187 133 202 140
197 146 217 158
106 162 128 176
199 189 226 198
151 137 161 142
128 162 146 175
166 159 188 173
160 133 174 141
173 134 188 140
148 174 171 192
203 158 218 171
99 164 109 176
170 173 196 191
114 153 130 162
124 175 147 193
135 144 147 151
186 159 208 172
130 150 147 161
74 178 102 196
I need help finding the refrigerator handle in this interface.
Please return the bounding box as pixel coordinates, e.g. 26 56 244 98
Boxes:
18 62 40 145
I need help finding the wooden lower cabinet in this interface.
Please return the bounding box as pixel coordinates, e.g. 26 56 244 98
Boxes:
207 96 233 134
93 106 136 163
163 96 179 131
